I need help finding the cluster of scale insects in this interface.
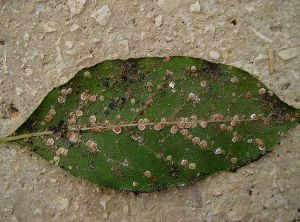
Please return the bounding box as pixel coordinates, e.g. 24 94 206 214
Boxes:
38 64 283 188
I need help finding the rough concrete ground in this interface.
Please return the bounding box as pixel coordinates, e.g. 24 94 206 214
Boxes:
0 0 299 221
0 126 299 222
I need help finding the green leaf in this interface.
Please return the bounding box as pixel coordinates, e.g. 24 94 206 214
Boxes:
1 57 298 192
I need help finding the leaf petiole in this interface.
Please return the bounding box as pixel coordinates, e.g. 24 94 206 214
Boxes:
0 131 53 143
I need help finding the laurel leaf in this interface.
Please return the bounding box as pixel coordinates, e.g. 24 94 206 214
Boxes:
3 57 298 192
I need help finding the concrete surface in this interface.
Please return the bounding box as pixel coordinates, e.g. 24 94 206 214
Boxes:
0 0 299 221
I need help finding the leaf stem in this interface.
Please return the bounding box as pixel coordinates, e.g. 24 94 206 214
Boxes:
68 118 257 132
0 117 271 143
0 131 53 143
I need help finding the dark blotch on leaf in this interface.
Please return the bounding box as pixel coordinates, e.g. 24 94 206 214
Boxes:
121 59 144 82
199 60 222 79
109 99 117 110
103 78 110 87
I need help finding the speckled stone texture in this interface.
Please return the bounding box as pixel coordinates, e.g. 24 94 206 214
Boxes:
0 0 299 221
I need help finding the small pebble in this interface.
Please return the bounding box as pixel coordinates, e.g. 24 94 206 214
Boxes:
209 50 220 60
154 15 163 27
190 1 201 13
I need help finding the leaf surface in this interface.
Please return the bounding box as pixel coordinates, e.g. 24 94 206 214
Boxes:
11 57 299 192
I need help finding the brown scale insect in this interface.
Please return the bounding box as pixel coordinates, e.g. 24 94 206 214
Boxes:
258 88 266 95
46 138 54 146
199 140 208 149
85 140 99 154
48 109 56 116
75 110 83 117
57 96 66 104
44 114 53 123
227 126 234 132
231 157 238 164
80 92 89 101
67 114 77 125
200 80 207 88
200 121 208 128
220 124 226 131
177 121 185 129
88 94 97 103
184 120 192 129
180 159 189 166
192 137 201 144
153 123 162 131
188 163 196 170
157 83 165 91
232 136 239 143
131 135 144 143
191 114 198 121
115 114 122 120
112 125 122 134
180 129 189 137
144 171 152 178
244 91 252 99
89 115 97 123
170 125 178 134
187 135 193 140
163 56 171 62
138 122 146 131
67 132 79 143
146 82 153 92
